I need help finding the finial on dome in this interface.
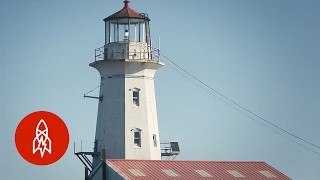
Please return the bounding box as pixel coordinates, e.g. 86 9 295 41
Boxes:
124 0 130 8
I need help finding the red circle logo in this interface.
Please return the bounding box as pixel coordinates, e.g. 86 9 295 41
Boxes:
15 111 69 165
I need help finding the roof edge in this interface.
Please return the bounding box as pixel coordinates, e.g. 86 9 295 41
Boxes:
104 159 266 163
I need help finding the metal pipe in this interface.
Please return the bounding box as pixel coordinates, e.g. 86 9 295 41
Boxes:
102 148 107 180
101 148 106 161
85 167 89 180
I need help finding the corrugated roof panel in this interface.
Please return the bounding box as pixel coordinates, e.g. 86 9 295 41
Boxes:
259 170 277 178
162 169 179 177
105 160 292 179
195 170 212 177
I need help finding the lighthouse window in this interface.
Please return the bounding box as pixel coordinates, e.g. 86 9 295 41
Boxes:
153 134 157 147
133 90 139 106
134 131 141 147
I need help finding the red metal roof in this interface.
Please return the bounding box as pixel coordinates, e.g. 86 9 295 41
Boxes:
104 0 149 21
105 159 292 179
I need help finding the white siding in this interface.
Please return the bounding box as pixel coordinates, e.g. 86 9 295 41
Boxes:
90 45 164 168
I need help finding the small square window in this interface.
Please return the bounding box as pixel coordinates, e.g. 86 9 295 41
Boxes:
134 131 140 138
134 139 140 146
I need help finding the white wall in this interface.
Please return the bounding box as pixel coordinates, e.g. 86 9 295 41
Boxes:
90 56 164 167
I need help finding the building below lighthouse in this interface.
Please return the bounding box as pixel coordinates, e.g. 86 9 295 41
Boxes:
75 1 292 180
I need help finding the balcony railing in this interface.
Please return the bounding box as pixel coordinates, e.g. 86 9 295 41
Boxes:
94 44 160 62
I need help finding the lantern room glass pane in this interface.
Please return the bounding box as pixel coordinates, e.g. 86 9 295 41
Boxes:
109 19 118 43
106 18 148 43
139 19 146 42
129 19 139 41
118 18 129 41
105 21 109 44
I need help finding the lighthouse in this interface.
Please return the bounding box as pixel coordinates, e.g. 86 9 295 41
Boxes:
89 0 164 168
73 2 293 180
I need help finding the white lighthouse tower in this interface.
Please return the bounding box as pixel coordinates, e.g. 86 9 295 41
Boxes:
90 0 164 168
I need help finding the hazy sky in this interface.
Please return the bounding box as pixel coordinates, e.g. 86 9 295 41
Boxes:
0 0 319 179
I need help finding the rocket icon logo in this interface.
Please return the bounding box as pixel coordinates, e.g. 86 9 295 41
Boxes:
15 111 69 165
32 119 52 158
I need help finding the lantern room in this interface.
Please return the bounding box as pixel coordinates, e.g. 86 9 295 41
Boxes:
98 0 156 61
103 0 150 44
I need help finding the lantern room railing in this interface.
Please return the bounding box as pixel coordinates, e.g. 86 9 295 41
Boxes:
94 44 160 62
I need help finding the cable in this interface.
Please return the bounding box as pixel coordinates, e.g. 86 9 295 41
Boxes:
84 85 101 96
161 54 320 154
168 61 319 155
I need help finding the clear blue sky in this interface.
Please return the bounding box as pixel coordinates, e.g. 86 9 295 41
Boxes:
0 0 319 179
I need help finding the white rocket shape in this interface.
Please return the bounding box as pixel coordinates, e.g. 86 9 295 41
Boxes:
32 119 52 158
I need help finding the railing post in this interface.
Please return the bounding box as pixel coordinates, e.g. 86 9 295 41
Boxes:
140 44 142 60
